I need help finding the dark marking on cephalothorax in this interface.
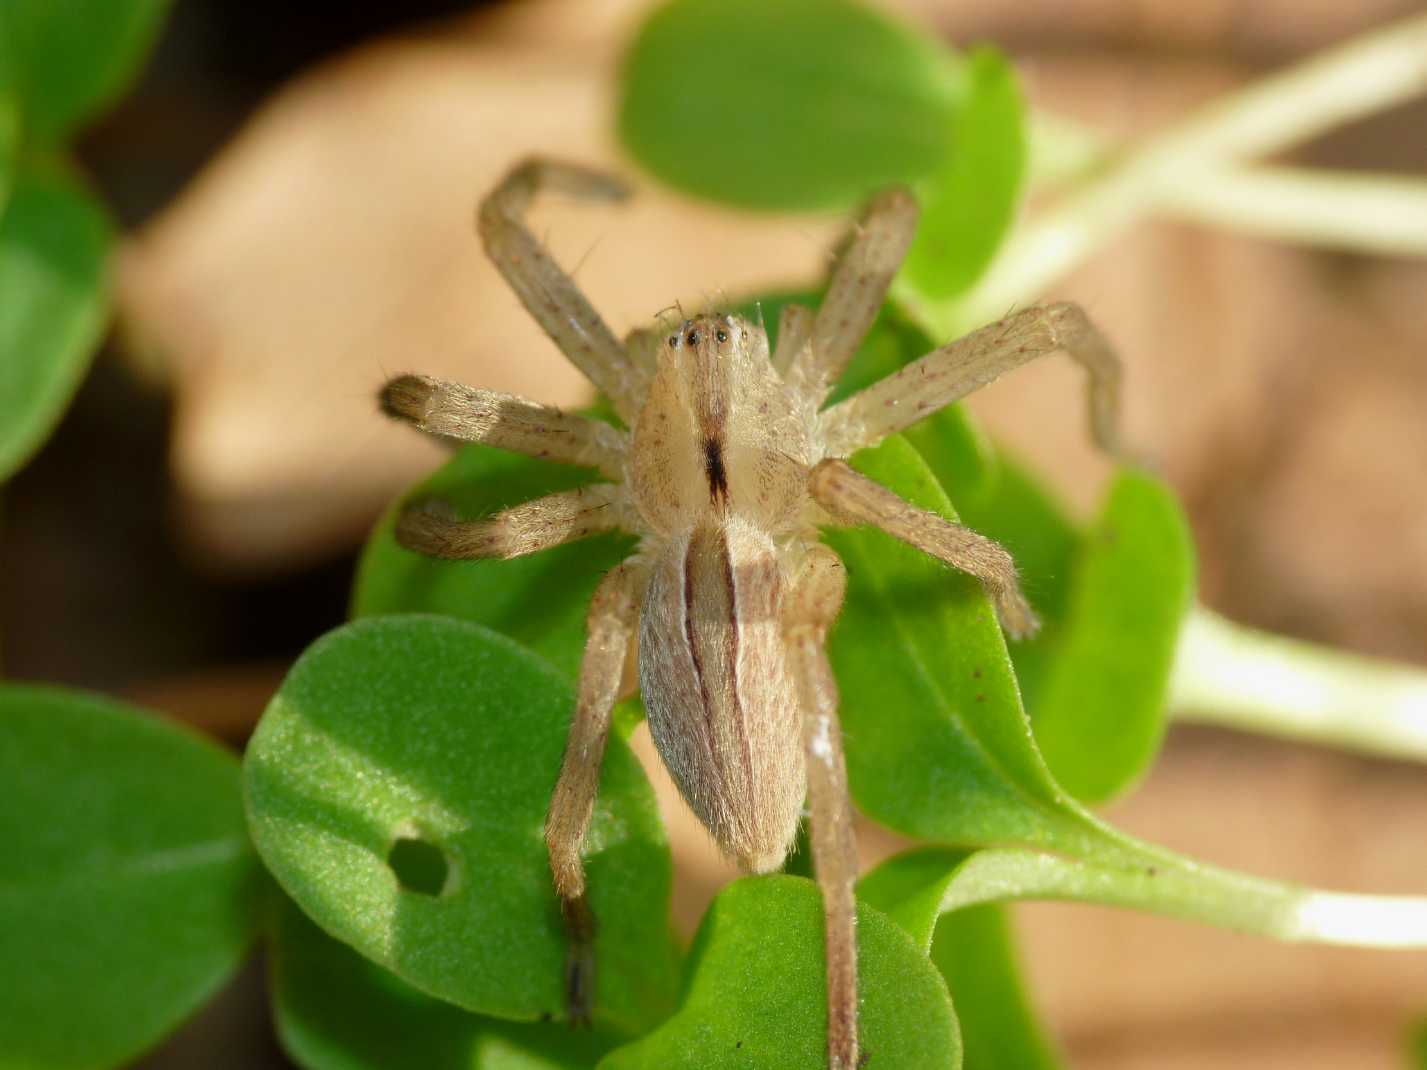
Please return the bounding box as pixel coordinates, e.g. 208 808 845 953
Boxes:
703 436 729 503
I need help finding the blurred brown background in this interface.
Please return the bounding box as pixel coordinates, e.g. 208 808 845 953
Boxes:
3 0 1425 1066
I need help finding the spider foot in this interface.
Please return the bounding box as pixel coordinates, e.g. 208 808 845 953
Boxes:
394 500 495 560
993 586 1040 641
378 374 433 423
561 891 597 1027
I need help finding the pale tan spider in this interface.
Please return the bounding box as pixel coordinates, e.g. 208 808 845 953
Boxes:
381 158 1123 1069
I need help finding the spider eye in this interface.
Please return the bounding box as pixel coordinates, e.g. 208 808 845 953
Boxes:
686 329 701 346
667 335 678 348
715 329 728 344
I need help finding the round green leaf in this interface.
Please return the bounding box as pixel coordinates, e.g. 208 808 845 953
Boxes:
0 0 172 144
1021 470 1195 802
244 615 680 1034
902 47 1028 300
272 895 620 1070
0 684 263 1069
354 448 635 681
0 162 111 480
617 0 960 212
597 876 960 1069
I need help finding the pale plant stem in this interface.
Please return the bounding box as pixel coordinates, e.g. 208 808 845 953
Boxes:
1157 165 1427 256
1169 606 1427 763
901 11 1427 335
943 838 1427 949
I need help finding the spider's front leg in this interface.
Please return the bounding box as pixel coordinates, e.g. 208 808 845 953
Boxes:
478 158 648 423
545 559 647 1024
381 375 626 478
785 544 860 1070
818 302 1124 459
785 187 920 403
810 458 1039 639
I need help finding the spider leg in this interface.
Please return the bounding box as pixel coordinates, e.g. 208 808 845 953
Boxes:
621 326 662 398
785 544 859 1070
810 459 1038 638
770 302 814 378
395 483 627 561
381 374 625 478
478 158 644 423
786 188 920 404
545 560 647 1025
818 302 1123 458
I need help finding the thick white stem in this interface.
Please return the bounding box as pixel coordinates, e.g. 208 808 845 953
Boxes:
953 12 1427 327
1170 606 1427 763
1157 166 1427 256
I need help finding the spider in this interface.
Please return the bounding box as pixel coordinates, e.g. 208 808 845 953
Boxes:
380 158 1123 1069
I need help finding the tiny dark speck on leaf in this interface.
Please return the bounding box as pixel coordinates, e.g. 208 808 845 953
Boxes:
975 693 985 703
972 667 982 679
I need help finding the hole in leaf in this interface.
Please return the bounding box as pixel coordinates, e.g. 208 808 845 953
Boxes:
387 833 452 897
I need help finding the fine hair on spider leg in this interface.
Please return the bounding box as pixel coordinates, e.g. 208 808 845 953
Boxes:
379 157 1127 1070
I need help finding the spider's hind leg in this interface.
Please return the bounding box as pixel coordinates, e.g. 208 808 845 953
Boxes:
785 544 860 1070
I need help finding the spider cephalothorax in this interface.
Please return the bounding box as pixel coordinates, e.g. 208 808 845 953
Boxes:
381 158 1123 1070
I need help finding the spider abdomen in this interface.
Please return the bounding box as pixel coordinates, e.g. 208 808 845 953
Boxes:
638 517 805 873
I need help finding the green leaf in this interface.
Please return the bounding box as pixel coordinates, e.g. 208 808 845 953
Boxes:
861 850 1067 1067
931 907 1062 1070
272 895 620 1070
617 0 960 212
947 451 1196 803
860 851 1062 1070
0 92 18 213
824 435 1106 855
0 0 171 144
244 615 680 1035
0 684 263 1070
0 162 111 480
902 48 1028 300
597 876 960 1069
1028 470 1196 802
1411 1017 1427 1068
353 449 635 681
946 455 1080 715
